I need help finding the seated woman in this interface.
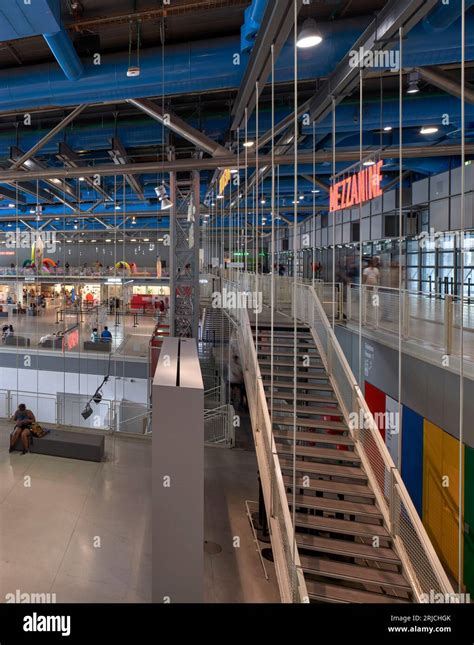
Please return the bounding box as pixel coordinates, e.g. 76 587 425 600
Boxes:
9 403 35 455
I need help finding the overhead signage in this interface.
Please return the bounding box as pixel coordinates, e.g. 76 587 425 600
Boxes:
218 168 231 195
329 160 383 212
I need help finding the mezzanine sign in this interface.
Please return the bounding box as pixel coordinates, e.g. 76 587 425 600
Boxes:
329 160 383 212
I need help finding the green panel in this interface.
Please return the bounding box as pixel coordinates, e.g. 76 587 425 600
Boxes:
464 445 474 594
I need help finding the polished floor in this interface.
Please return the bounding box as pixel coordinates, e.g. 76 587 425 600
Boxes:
0 421 279 603
0 422 151 603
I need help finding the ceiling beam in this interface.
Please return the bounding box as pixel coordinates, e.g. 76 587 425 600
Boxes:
257 0 438 147
109 137 146 201
57 142 113 202
417 66 474 104
0 144 470 181
127 98 230 158
10 147 77 203
300 174 330 193
10 105 86 170
231 0 303 131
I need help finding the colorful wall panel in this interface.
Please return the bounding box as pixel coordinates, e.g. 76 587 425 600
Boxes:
385 395 400 468
423 419 464 581
464 446 474 594
365 381 386 440
401 406 424 517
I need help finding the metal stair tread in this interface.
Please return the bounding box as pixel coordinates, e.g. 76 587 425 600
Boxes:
288 493 380 517
296 534 400 563
274 430 353 446
276 443 360 463
305 579 409 604
261 376 333 390
294 512 388 538
259 360 325 370
269 391 338 403
271 416 347 431
280 458 368 480
283 475 375 498
270 403 342 416
299 555 411 591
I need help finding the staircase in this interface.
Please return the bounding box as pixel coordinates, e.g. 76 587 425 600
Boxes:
253 319 413 603
201 307 232 345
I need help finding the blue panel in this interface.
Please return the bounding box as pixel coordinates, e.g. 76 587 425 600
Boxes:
401 406 424 517
0 0 60 41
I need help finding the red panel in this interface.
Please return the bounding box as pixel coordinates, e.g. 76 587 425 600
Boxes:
365 381 386 440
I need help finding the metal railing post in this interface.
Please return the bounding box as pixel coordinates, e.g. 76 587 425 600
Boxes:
389 467 399 536
402 290 410 339
444 294 454 355
338 284 344 321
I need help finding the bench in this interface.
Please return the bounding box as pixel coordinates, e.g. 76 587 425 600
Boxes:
83 340 111 352
4 335 30 347
39 338 64 350
13 428 104 462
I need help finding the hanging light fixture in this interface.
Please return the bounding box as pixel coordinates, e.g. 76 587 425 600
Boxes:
127 20 141 77
406 71 420 94
296 19 323 49
155 183 173 210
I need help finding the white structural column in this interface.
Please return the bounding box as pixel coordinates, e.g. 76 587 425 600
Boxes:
152 337 204 602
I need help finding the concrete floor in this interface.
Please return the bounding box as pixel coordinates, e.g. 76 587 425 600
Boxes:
0 421 279 603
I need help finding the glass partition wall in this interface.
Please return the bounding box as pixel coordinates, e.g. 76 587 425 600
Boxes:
0 171 170 435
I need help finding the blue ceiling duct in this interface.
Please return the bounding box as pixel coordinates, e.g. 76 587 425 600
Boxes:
240 0 269 53
0 0 83 80
423 0 474 32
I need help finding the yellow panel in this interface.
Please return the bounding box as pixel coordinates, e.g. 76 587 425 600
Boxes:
423 419 464 580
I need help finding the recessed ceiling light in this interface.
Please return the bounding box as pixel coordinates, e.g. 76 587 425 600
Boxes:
105 239 112 242
299 195 305 200
260 199 266 205
143 238 150 242
363 160 376 167
243 141 254 148
131 238 137 242
66 240 72 243
115 205 121 210
8 202 14 208
230 169 239 174
311 189 320 194
217 195 224 200
420 126 439 135
79 176 85 181
383 126 393 132
91 239 96 243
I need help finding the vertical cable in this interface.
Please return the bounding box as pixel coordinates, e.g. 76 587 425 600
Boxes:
398 28 403 472
292 0 298 580
458 0 465 596
332 98 336 329
358 71 363 386
312 121 316 288
270 43 275 516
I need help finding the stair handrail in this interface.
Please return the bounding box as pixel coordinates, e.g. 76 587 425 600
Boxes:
293 280 455 602
222 278 308 603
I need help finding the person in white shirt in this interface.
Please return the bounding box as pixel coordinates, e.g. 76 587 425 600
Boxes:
363 258 380 286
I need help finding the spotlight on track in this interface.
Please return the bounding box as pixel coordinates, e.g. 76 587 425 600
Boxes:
407 71 420 94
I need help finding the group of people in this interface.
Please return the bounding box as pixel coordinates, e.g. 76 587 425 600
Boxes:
90 326 113 343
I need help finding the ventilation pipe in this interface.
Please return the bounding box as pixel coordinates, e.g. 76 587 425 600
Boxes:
43 27 83 81
240 0 269 53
